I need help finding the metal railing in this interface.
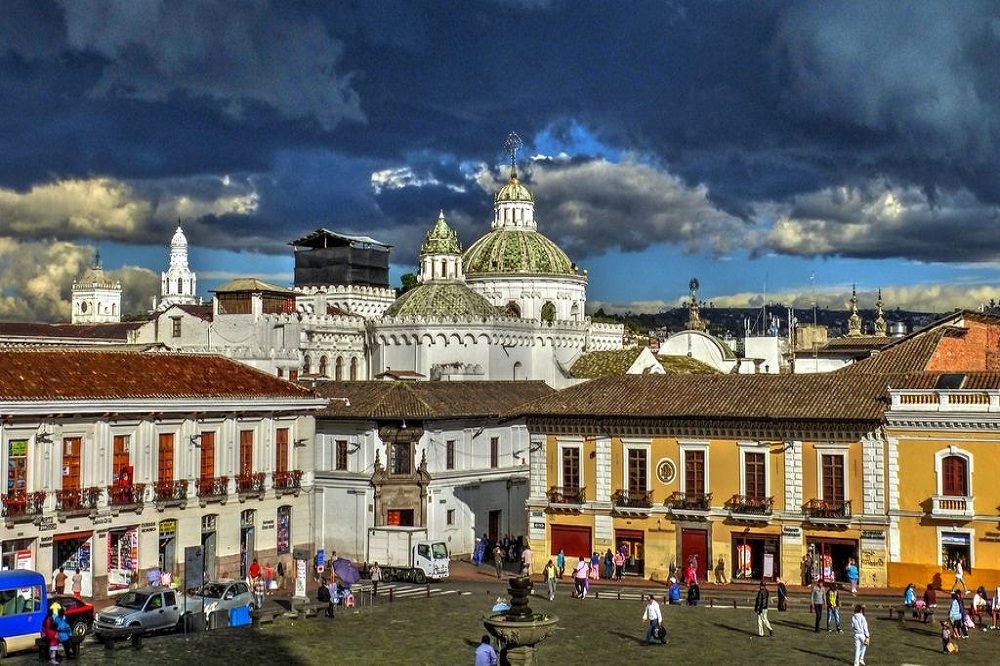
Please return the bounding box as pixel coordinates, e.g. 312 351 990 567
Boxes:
153 480 189 503
725 494 774 516
547 486 586 505
236 472 266 495
196 476 229 499
611 488 653 509
107 484 146 507
272 470 303 492
803 498 852 520
55 487 101 513
665 491 713 512
1 491 46 521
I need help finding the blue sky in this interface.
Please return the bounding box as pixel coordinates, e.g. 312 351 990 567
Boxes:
0 1 996 320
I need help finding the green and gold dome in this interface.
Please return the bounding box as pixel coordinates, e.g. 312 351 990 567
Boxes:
463 229 577 276
421 210 462 255
383 282 498 318
494 175 534 204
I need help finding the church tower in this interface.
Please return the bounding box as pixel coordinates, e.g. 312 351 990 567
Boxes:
158 224 199 310
71 251 122 324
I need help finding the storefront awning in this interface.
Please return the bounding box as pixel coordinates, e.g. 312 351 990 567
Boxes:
53 531 93 542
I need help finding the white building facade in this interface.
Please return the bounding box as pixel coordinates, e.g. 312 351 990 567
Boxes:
157 225 200 310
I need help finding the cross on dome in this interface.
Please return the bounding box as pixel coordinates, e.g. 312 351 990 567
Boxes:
504 131 523 178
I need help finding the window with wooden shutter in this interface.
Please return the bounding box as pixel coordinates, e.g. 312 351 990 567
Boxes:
335 440 348 471
627 448 647 495
562 448 580 491
158 433 174 483
744 451 766 499
62 437 82 490
199 432 215 480
490 437 499 468
112 435 130 484
446 440 455 470
239 430 254 476
941 455 968 496
275 428 289 473
821 454 845 503
685 450 705 496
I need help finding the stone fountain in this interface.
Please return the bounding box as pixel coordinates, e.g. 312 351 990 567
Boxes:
483 576 559 666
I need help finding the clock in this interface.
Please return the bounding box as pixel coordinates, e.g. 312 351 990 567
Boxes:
656 458 677 484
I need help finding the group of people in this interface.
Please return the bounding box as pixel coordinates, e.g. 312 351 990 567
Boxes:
40 602 77 665
901 577 1000 653
247 557 284 608
473 534 528 574
800 554 861 594
50 567 83 598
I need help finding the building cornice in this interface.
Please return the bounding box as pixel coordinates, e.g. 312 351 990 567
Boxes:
0 397 327 417
525 416 877 442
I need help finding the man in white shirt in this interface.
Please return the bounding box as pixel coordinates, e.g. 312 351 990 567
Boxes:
950 557 969 594
851 604 870 666
642 595 665 645
520 545 533 577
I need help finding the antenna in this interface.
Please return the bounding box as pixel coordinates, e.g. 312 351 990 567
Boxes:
504 131 523 178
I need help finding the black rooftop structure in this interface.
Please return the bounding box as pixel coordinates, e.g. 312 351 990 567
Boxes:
289 228 392 289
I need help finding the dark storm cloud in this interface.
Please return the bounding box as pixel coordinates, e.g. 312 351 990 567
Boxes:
0 0 995 266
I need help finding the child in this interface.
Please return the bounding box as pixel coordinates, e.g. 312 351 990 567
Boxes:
941 620 957 654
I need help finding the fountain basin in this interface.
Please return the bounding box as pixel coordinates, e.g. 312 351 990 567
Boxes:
483 612 559 666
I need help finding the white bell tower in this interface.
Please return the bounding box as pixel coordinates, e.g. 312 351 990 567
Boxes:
71 252 122 324
158 224 199 310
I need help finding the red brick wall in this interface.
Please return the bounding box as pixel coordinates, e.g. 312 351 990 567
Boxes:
926 320 1000 371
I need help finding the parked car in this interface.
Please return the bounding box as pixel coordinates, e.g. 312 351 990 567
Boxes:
93 587 180 639
50 594 95 638
181 580 253 617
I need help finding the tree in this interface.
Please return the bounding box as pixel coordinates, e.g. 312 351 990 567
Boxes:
399 272 418 295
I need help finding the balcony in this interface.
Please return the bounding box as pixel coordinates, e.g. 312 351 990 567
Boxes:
665 491 713 519
153 480 189 507
725 494 774 521
803 498 852 525
107 484 146 512
2 491 46 524
196 476 229 504
930 495 974 519
272 470 303 497
611 488 653 515
55 487 101 517
236 472 266 500
547 486 586 510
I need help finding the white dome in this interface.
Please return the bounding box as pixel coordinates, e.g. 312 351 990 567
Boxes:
171 226 188 248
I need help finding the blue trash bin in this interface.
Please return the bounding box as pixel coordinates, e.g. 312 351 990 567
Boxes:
229 605 252 628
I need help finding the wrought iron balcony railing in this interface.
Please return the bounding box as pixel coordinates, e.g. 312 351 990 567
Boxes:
547 486 585 505
196 476 229 499
236 472 266 495
272 470 303 492
153 480 189 503
665 491 713 513
611 488 653 509
55 487 101 513
725 494 774 516
107 483 146 507
2 491 46 522
803 498 851 520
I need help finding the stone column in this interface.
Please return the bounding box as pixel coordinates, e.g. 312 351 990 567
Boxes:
783 440 803 513
862 433 886 516
527 433 547 502
594 436 611 504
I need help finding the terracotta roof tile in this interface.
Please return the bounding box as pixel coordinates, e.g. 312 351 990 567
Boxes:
0 350 312 401
570 349 644 378
0 322 143 341
308 380 554 420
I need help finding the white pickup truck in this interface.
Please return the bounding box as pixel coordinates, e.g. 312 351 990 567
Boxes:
367 526 449 584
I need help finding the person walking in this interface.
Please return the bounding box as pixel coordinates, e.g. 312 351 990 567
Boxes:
950 556 969 594
754 581 773 637
847 558 860 595
276 559 285 590
544 559 557 601
687 581 700 606
573 557 589 598
922 583 938 623
643 594 665 645
556 549 566 579
493 544 504 581
520 544 533 577
253 574 265 609
811 580 826 632
603 549 614 580
370 562 382 599
714 557 727 585
851 604 870 666
948 591 968 637
776 577 788 612
614 549 625 582
474 635 499 666
53 567 67 595
826 583 843 632
71 568 83 599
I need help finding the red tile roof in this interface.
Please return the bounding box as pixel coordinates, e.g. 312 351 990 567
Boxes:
307 380 555 420
0 322 143 341
0 350 313 401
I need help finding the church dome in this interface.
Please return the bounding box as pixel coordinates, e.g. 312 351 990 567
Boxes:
463 229 577 276
383 283 498 319
171 225 188 248
495 175 534 204
421 211 462 255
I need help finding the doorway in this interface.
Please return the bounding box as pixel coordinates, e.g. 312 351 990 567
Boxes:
240 509 256 579
808 537 858 583
159 519 177 576
615 529 645 577
201 515 217 582
53 532 93 596
732 533 780 581
488 510 502 545
680 529 708 582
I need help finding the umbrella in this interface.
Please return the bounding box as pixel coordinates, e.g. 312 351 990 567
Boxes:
332 558 361 585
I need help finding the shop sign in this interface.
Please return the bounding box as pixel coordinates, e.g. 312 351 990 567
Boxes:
141 524 157 533
860 549 885 569
861 530 885 541
781 526 802 539
981 531 1000 543
533 522 545 530
93 514 113 526
39 536 53 547
159 520 177 536
38 517 56 532
96 531 107 539
262 520 275 530
15 550 32 570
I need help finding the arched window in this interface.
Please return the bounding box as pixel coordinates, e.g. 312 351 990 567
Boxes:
540 301 556 323
350 357 358 380
318 356 328 377
303 355 311 375
335 356 344 381
177 277 183 293
512 361 522 381
570 303 580 321
441 259 447 278
504 301 521 318
941 455 969 496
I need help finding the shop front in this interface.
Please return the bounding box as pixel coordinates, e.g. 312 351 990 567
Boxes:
615 529 645 577
680 528 708 581
1 538 34 571
240 509 256 579
107 526 138 593
201 515 217 582
158 519 177 577
732 532 780 581
807 536 858 583
277 506 292 557
53 531 93 597
549 524 591 560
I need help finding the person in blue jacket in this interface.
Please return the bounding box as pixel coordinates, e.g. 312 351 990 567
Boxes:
668 577 681 604
56 608 74 659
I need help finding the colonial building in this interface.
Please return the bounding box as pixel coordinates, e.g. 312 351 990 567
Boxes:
0 350 325 597
71 254 121 325
305 380 553 562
